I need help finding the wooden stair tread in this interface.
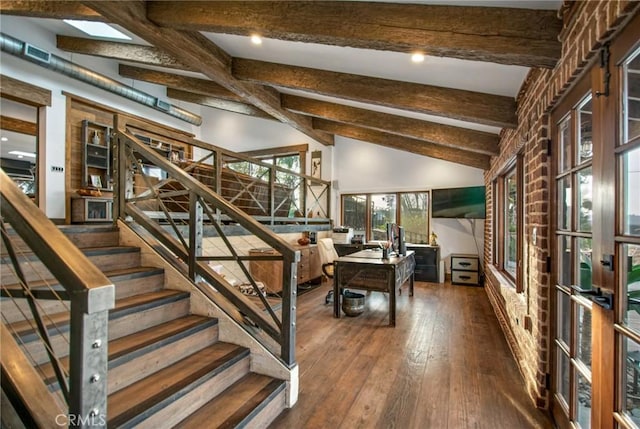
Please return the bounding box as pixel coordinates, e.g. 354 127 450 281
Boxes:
1 266 163 292
36 315 217 384
108 342 249 428
177 373 286 429
8 290 189 337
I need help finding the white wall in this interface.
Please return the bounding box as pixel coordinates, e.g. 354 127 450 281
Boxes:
0 16 200 218
198 109 333 181
334 136 486 271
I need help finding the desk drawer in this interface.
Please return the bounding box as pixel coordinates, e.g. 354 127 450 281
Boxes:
452 271 479 285
451 257 479 271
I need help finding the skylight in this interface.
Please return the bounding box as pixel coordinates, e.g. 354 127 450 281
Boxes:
63 20 132 40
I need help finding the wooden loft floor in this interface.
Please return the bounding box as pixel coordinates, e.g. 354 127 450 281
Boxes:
270 281 554 428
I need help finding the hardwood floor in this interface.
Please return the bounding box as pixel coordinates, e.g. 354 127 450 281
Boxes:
269 280 554 429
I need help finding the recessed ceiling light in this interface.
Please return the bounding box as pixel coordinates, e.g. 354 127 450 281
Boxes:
9 150 36 158
1 137 7 142
64 20 132 40
250 34 263 45
411 53 425 63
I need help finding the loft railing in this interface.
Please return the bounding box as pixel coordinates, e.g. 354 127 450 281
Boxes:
118 116 331 227
0 169 114 428
113 115 302 365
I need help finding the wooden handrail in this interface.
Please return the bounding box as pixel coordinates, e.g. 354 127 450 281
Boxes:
117 128 298 258
1 323 67 429
0 170 115 314
1 168 113 425
116 125 300 365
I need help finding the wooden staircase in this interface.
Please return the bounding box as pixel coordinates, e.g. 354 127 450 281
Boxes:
1 225 287 428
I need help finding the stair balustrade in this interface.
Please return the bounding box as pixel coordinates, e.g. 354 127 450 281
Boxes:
113 115 309 366
0 169 114 428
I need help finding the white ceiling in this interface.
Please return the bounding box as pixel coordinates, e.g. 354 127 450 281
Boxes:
2 0 563 161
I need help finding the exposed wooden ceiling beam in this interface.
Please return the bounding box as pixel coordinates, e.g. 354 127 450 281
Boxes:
282 94 498 156
0 1 102 20
235 59 517 129
82 1 333 146
147 1 561 68
119 64 240 101
57 35 190 70
166 88 273 120
313 119 490 170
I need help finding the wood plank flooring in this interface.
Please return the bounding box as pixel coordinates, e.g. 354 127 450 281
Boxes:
269 280 554 429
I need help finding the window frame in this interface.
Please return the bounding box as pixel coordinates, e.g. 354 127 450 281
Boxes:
493 155 524 291
237 144 308 175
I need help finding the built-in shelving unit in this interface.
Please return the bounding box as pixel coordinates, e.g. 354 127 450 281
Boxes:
81 119 111 191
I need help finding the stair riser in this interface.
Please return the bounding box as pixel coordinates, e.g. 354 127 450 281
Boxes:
244 388 287 429
113 272 164 300
0 250 141 284
108 324 220 394
0 272 164 324
1 298 68 324
82 251 141 272
59 230 120 249
1 229 120 256
131 356 250 429
108 298 190 341
21 334 70 367
18 298 190 365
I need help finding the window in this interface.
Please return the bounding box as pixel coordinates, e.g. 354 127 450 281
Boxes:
493 156 523 290
341 191 430 243
370 194 396 240
504 169 518 278
226 145 307 216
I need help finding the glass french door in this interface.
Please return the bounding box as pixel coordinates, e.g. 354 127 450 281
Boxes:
614 36 640 428
552 16 639 429
553 85 595 429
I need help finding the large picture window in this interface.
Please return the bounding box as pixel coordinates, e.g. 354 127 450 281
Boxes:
493 157 523 290
341 191 430 244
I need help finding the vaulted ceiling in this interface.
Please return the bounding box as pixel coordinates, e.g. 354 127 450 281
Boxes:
0 1 565 170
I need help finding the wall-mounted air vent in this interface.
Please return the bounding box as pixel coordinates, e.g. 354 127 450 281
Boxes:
156 99 171 111
23 43 50 64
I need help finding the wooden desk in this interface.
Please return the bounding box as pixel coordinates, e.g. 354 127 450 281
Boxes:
333 250 415 326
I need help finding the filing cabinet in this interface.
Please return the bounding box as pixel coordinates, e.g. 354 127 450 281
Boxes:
407 245 440 282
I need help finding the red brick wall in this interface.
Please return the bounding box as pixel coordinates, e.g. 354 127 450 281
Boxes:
483 1 640 408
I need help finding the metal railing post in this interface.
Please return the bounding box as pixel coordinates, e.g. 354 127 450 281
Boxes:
188 192 203 281
280 252 298 366
269 165 276 225
68 303 110 428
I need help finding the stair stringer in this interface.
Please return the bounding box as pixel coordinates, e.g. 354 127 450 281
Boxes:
116 220 299 408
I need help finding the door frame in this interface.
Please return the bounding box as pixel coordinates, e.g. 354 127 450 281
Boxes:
0 74 51 211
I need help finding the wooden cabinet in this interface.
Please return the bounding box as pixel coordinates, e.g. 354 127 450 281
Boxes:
407 245 440 282
299 245 322 284
249 245 322 294
451 254 480 286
